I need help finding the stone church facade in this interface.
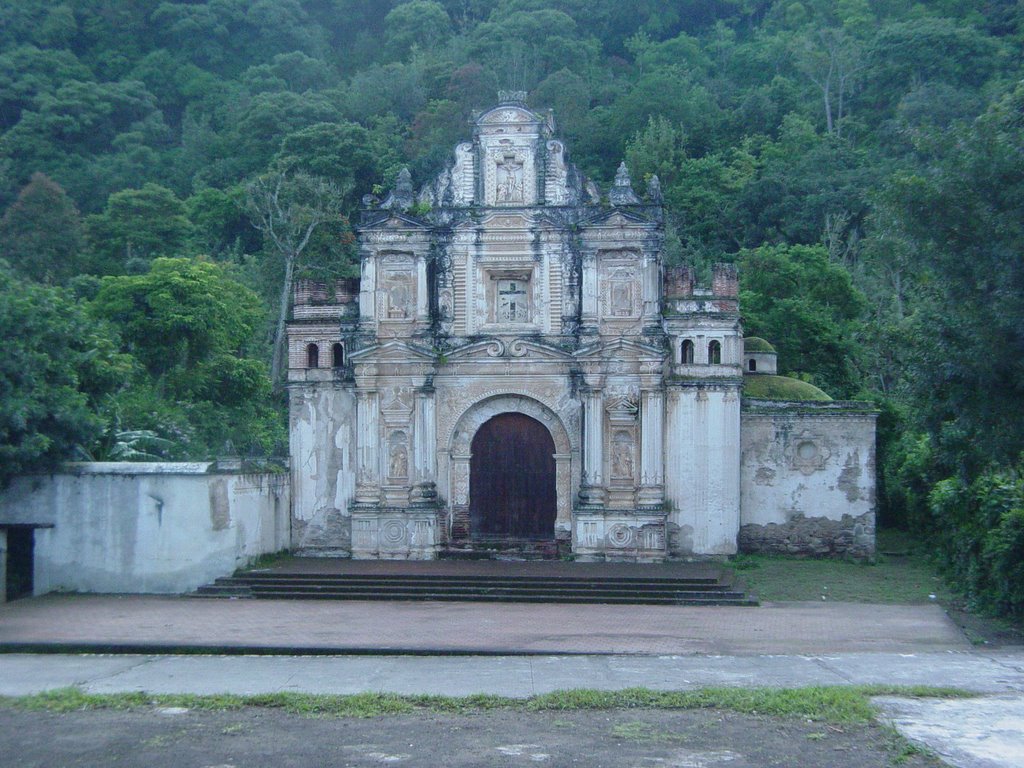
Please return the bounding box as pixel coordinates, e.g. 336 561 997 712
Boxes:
286 95 877 561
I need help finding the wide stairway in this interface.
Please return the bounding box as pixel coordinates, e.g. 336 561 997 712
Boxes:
194 559 758 606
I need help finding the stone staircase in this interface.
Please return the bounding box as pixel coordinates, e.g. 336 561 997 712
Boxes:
194 560 758 606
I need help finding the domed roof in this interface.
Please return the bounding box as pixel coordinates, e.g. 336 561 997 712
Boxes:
743 375 831 402
743 337 777 353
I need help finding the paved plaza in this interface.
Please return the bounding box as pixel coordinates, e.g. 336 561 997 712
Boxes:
1 594 1022 767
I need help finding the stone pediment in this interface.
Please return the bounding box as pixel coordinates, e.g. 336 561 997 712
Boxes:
361 212 429 231
579 209 656 229
477 211 534 229
348 340 435 363
445 337 573 362
575 338 664 362
477 106 541 126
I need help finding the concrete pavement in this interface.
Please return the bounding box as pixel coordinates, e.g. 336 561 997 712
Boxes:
0 594 970 655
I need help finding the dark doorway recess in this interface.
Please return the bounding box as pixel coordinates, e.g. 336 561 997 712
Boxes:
470 412 557 539
5 526 34 601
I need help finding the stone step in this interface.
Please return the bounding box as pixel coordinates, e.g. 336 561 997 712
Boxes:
223 574 729 588
241 588 757 606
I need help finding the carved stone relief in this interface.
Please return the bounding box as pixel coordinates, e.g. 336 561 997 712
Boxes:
387 431 408 480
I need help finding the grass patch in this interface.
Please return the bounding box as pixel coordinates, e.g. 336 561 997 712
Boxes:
733 537 952 604
0 685 974 724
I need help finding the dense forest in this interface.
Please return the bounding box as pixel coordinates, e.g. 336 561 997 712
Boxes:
1 1 1022 614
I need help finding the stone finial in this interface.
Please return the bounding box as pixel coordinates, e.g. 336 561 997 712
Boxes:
497 90 528 105
609 161 640 205
381 167 415 211
647 174 663 203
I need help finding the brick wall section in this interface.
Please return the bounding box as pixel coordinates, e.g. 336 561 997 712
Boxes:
712 264 738 297
663 266 693 298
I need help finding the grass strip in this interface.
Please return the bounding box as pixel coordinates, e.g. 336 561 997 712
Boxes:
0 685 974 723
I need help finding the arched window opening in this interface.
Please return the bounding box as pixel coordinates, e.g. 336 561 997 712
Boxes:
306 343 319 369
708 340 722 365
681 339 695 364
749 358 757 372
332 343 344 368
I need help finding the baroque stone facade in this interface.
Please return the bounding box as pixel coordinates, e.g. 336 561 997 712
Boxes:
286 95 877 561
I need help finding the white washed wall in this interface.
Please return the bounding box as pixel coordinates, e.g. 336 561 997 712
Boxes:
288 383 357 555
664 387 742 555
0 463 289 595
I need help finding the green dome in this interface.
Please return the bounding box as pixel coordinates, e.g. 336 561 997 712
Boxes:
743 375 832 402
743 337 776 353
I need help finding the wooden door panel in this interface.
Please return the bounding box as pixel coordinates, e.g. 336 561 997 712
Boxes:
470 413 556 538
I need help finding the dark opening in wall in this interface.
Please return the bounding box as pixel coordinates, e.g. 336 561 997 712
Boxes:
749 359 757 372
681 339 694 364
5 526 34 601
332 343 344 368
306 343 319 368
709 340 722 364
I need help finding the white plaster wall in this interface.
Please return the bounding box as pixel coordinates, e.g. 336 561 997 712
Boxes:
289 383 356 554
664 388 742 555
0 464 289 594
740 411 876 526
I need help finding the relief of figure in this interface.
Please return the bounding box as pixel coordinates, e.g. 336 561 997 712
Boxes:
387 277 411 318
611 432 634 479
611 282 632 316
496 155 524 203
389 442 408 479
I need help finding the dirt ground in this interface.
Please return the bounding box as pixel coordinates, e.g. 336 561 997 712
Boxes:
0 706 945 768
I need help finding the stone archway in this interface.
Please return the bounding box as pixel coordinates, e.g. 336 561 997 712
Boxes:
447 394 573 542
470 412 556 538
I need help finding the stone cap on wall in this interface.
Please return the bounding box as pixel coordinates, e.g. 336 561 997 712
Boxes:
741 399 879 416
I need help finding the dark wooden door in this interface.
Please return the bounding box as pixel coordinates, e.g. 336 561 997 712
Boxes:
470 413 556 538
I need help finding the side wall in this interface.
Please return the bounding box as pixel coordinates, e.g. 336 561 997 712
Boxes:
289 383 357 556
0 463 290 594
665 387 742 556
739 404 877 558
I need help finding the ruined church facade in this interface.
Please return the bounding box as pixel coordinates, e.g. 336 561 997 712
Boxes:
287 96 877 561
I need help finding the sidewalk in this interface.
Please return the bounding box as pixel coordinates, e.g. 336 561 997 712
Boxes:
0 594 971 655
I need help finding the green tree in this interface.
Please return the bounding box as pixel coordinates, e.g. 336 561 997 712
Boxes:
244 172 346 387
84 183 193 272
739 243 866 397
384 1 454 60
0 266 129 485
0 173 84 284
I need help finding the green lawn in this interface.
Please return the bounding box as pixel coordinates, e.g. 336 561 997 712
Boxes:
733 530 953 604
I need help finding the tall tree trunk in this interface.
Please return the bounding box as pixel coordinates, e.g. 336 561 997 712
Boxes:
270 251 296 389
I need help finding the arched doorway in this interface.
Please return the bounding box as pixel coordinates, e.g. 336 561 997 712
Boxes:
469 413 556 538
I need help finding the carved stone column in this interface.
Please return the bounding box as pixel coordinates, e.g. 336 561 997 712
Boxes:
415 253 429 323
580 253 599 331
358 256 376 326
354 389 379 504
579 388 605 506
411 387 437 503
638 389 665 507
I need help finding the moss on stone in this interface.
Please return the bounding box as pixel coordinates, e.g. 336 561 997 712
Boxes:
743 375 831 401
743 337 776 353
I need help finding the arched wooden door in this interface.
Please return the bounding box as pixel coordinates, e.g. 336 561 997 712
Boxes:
469 412 556 538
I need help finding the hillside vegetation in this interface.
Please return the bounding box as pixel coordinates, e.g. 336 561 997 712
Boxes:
1 1 1022 615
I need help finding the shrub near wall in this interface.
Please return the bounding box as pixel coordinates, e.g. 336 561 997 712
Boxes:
929 462 1024 618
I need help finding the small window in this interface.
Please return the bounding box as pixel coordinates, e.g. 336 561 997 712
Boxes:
708 340 722 365
306 343 319 368
332 343 344 368
748 358 756 372
681 340 695 364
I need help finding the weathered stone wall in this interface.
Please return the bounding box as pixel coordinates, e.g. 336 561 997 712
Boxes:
739 403 877 558
665 386 742 556
289 383 357 556
0 463 290 594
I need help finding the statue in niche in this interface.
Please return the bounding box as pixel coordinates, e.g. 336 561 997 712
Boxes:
611 431 635 479
388 435 408 479
387 275 411 318
611 281 632 316
496 155 524 203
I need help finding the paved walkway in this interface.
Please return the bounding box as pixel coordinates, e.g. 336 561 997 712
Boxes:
2 594 1024 767
0 594 970 655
